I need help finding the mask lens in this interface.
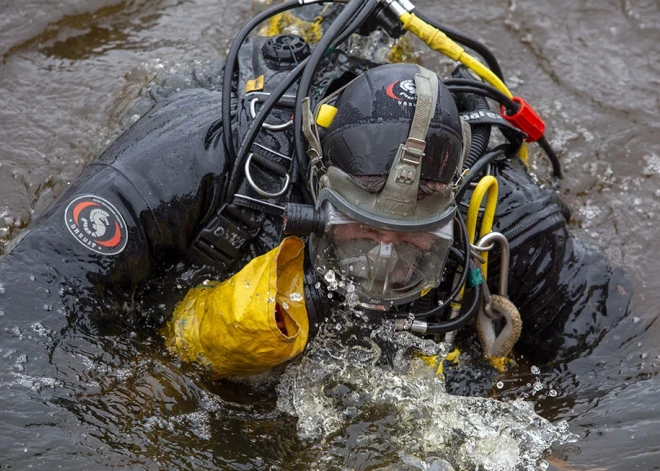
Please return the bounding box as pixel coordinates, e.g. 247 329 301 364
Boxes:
310 206 453 307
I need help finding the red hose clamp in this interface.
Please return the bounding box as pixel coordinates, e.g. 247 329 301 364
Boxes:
501 97 545 142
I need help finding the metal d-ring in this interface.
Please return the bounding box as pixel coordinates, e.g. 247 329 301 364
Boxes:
249 98 293 131
244 153 290 198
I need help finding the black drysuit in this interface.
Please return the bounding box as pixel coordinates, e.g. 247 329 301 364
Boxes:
0 40 632 459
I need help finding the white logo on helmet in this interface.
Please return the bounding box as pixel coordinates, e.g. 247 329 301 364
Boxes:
399 80 416 95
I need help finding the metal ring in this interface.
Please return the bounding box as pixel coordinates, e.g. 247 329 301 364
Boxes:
244 153 290 198
249 98 293 131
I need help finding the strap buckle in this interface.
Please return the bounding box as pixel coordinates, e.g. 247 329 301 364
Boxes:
188 206 255 267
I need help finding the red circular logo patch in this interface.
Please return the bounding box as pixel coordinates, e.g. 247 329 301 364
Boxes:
64 195 128 255
385 79 417 106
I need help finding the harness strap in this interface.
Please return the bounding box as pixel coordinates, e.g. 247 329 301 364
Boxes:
189 95 296 268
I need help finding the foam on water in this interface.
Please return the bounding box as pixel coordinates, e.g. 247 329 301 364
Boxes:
277 311 576 470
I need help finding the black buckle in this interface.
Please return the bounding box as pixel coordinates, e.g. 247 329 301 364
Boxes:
189 206 255 267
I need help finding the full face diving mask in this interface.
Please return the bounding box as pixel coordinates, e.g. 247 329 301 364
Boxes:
287 64 468 310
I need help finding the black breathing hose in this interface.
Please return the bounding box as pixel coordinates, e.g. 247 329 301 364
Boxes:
454 145 510 203
223 0 378 202
424 270 481 333
538 135 562 179
449 69 492 169
445 79 518 110
411 212 482 333
221 0 322 171
293 0 376 174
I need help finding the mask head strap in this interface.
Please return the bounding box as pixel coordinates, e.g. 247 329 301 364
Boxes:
373 66 438 217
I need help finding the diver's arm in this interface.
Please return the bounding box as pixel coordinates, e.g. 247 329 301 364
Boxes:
490 159 632 364
0 88 226 314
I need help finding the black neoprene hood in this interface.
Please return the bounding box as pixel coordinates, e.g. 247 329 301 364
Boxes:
321 63 463 184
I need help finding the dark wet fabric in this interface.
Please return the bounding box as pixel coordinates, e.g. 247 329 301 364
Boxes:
487 159 632 364
0 87 227 335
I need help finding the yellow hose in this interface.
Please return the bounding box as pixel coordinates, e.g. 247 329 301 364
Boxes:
466 176 499 279
399 12 529 165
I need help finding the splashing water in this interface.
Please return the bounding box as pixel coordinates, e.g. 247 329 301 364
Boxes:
277 311 576 470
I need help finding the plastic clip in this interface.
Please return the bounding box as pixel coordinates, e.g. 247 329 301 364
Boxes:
501 97 545 142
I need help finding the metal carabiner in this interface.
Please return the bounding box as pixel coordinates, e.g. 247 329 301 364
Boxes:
473 231 510 318
472 232 522 358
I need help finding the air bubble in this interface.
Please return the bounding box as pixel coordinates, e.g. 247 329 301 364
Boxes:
531 365 540 375
549 389 558 397
496 381 504 389
324 270 336 284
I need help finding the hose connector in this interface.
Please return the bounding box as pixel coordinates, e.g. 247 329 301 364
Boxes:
394 319 428 334
383 0 407 17
501 97 545 142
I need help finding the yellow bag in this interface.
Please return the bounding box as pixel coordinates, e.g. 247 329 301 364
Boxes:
162 237 309 377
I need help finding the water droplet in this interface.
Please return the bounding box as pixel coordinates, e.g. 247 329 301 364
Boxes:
549 389 558 397
43 304 52 312
327 292 334 299
202 279 211 286
633 316 641 324
345 292 359 309
29 275 36 282
324 270 336 284
290 293 303 302
177 284 182 289
267 297 275 304
282 302 289 310
0 311 3 316
533 380 544 392
314 282 321 289
244 280 250 288
531 365 540 375
346 283 356 294
496 381 504 389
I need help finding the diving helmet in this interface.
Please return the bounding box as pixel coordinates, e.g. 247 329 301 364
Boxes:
295 63 468 310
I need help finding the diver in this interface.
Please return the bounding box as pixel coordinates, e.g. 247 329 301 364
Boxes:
0 0 632 383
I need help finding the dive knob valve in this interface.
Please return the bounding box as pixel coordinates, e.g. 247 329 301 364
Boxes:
262 34 311 67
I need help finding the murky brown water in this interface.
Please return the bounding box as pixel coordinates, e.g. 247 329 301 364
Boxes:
1 0 660 469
